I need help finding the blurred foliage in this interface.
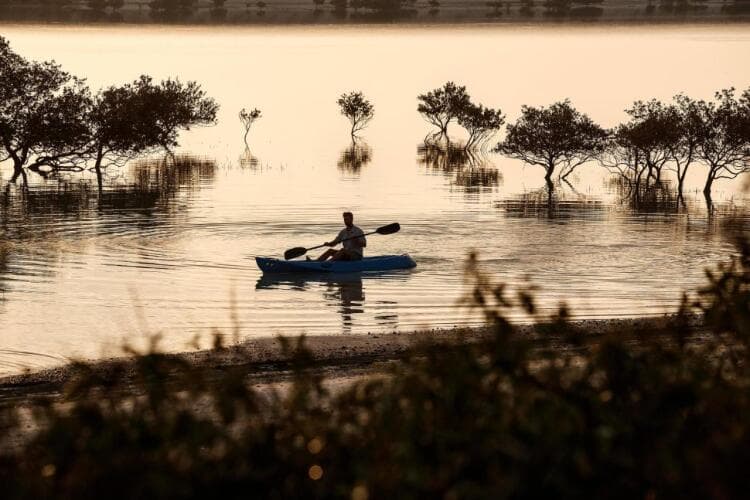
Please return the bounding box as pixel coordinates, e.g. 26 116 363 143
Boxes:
1 241 750 498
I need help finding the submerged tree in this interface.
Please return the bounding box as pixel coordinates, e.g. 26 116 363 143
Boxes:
693 88 750 202
417 81 471 139
619 99 680 186
133 77 218 155
0 37 92 183
239 108 262 147
496 100 607 190
0 37 218 186
86 76 218 191
337 91 374 137
457 102 505 150
668 94 703 202
600 126 649 204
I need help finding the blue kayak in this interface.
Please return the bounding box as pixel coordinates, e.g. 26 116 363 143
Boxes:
256 254 416 274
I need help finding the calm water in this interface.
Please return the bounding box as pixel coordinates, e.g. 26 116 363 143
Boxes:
1 23 749 374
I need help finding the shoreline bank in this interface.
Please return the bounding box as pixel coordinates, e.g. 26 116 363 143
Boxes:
0 314 701 404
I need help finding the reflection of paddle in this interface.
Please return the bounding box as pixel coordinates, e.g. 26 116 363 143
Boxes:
284 223 401 260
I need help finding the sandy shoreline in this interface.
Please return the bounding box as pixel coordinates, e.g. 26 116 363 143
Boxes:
0 314 701 405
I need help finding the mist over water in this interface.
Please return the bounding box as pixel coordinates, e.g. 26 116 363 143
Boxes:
0 23 749 375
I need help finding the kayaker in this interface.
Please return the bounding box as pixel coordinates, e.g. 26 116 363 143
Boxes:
316 211 366 261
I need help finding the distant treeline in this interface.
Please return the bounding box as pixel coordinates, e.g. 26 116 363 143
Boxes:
415 81 750 203
1 0 749 22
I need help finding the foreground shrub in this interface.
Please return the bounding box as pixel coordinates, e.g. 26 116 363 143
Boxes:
1 243 749 498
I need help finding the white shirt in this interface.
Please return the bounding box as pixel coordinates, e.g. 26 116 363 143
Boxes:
334 225 366 256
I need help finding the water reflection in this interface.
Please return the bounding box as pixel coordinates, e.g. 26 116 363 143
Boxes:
239 147 261 169
256 272 403 333
500 184 605 219
0 245 9 301
338 140 372 175
417 140 501 194
607 177 683 213
0 154 215 253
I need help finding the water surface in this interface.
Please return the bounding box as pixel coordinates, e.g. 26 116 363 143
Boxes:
0 23 749 374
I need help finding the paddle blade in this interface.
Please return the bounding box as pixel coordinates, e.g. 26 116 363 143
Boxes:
284 247 307 260
376 222 401 235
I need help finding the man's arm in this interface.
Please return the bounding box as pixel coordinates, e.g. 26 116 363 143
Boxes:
325 230 344 247
355 229 366 248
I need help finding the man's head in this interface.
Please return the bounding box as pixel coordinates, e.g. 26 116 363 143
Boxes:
343 211 353 228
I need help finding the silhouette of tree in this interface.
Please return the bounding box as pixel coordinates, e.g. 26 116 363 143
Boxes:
457 102 505 150
417 82 471 139
0 37 91 184
496 100 607 190
239 108 262 147
693 88 750 202
668 94 703 202
337 91 374 137
600 128 649 205
86 76 218 192
0 36 217 187
601 97 702 210
620 99 681 186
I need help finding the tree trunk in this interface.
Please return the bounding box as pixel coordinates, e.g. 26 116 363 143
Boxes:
10 159 25 184
546 184 554 218
94 146 104 197
544 168 554 193
10 160 27 185
703 170 715 199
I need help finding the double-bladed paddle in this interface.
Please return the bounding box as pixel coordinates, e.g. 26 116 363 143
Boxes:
283 222 401 260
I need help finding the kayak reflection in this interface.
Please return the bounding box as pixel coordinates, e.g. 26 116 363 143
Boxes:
255 271 407 333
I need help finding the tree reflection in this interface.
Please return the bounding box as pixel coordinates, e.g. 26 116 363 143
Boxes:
607 176 682 213
0 154 216 225
337 139 372 174
500 182 604 220
0 155 216 305
239 147 260 169
417 139 501 194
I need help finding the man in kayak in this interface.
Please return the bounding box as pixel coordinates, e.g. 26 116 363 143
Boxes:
316 211 367 261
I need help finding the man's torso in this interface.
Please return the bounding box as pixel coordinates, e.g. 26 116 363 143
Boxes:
338 226 365 255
